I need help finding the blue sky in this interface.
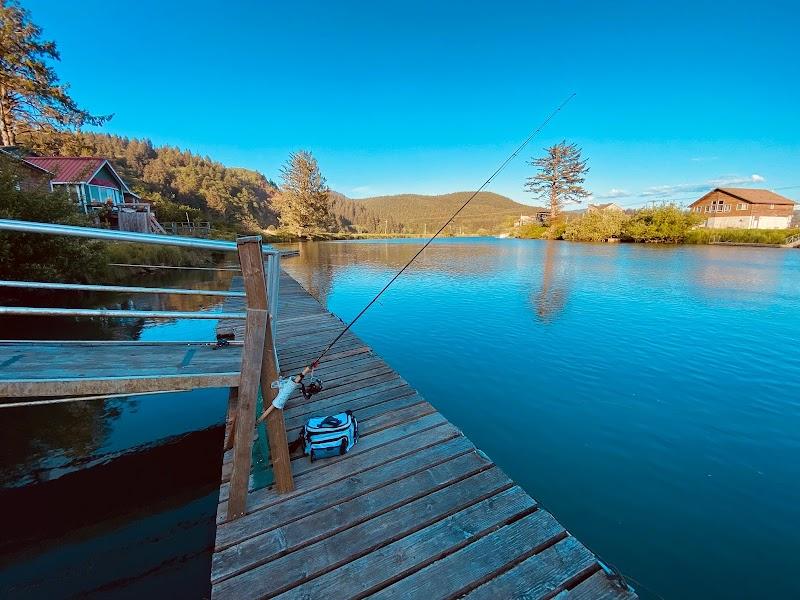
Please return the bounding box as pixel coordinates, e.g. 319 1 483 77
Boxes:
27 0 800 207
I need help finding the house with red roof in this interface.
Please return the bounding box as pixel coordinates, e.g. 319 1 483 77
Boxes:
689 188 797 229
23 156 140 213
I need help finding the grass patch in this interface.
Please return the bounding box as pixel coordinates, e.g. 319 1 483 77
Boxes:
684 228 800 245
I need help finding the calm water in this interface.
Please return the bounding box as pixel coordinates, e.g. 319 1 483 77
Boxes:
282 238 800 600
0 268 235 598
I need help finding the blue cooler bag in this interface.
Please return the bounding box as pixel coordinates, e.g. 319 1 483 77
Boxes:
300 410 358 462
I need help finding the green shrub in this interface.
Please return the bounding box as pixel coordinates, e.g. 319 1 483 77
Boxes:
517 224 548 239
0 159 106 282
622 204 702 243
563 210 629 242
684 227 800 245
546 221 569 240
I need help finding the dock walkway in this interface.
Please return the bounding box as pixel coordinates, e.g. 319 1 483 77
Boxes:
212 271 636 600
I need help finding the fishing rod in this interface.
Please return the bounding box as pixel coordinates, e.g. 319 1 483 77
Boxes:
258 92 577 423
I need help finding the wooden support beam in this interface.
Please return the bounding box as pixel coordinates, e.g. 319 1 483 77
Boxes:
227 307 266 520
227 236 294 518
223 387 239 452
261 310 295 493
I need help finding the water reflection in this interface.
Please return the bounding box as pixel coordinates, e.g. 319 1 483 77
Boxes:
533 240 570 323
685 245 784 302
2 399 128 488
0 268 235 340
1 265 233 597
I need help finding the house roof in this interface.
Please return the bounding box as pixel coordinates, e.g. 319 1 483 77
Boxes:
589 202 620 210
24 156 137 197
24 156 107 184
0 147 53 175
691 188 796 207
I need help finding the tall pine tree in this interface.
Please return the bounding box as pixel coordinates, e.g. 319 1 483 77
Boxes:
0 0 110 146
525 141 590 222
273 151 332 237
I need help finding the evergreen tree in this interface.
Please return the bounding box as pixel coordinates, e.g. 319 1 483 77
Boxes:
525 141 590 222
0 0 110 146
273 150 332 237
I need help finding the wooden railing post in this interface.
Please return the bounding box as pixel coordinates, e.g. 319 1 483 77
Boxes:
260 309 294 493
228 237 294 520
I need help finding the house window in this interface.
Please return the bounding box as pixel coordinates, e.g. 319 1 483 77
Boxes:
737 203 747 211
710 199 726 212
86 184 122 205
704 205 710 213
723 205 731 212
769 204 775 209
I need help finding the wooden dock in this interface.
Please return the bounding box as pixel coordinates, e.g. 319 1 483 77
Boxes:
211 271 637 600
0 218 636 599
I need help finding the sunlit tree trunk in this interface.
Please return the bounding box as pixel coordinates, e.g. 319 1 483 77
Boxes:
0 85 16 146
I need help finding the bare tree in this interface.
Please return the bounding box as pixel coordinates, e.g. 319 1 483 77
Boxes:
525 141 590 222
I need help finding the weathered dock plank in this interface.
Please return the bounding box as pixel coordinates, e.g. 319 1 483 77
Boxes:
211 271 636 599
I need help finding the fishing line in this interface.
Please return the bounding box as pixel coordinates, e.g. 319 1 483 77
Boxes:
310 93 576 366
257 93 576 422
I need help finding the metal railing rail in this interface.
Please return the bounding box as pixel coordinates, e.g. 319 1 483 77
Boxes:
785 233 800 245
0 307 246 319
0 218 277 255
0 218 291 516
0 280 246 297
0 217 280 323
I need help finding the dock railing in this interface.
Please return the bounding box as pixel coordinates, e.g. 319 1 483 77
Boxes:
0 218 292 520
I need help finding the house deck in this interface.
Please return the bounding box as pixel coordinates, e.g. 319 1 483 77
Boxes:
211 272 637 599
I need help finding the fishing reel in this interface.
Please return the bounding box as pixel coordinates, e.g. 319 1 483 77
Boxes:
300 377 323 400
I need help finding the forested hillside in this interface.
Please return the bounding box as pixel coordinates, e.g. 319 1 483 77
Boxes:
17 132 539 235
19 131 279 233
342 192 541 234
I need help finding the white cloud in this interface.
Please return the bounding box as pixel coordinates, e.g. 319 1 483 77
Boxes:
641 174 768 198
710 174 767 187
350 185 376 196
597 188 632 199
641 182 712 197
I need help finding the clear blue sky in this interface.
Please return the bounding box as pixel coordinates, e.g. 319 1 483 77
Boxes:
27 0 800 207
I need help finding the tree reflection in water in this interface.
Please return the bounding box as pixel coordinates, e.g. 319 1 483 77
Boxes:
533 240 569 322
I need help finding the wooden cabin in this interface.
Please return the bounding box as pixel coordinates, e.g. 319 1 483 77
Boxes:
23 156 140 213
689 188 796 229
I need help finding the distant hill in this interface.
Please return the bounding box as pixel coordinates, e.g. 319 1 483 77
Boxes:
18 130 541 235
330 191 543 234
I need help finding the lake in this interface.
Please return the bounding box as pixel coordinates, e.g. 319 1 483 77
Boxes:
281 238 800 600
0 267 236 598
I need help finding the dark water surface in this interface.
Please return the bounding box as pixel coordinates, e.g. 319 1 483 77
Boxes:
1 268 234 598
281 238 800 600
